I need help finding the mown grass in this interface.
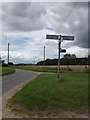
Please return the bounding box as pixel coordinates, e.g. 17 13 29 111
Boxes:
9 72 88 114
0 66 15 76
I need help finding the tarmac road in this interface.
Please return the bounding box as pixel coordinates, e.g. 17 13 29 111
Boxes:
2 69 39 96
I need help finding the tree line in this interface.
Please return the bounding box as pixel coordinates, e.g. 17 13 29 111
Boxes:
37 54 90 65
0 54 90 66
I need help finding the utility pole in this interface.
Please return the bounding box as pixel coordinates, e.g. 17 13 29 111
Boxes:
8 43 9 64
58 38 61 80
43 46 45 65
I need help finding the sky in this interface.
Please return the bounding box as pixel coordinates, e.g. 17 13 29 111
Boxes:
0 1 89 64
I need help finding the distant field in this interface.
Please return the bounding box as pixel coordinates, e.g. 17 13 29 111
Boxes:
0 67 15 76
9 72 88 117
14 65 89 73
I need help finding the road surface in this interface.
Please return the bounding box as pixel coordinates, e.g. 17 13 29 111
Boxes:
2 69 38 95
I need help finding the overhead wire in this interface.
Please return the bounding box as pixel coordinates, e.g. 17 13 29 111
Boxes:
63 2 78 23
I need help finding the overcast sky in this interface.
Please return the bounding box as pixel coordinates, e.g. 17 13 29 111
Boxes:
0 2 88 64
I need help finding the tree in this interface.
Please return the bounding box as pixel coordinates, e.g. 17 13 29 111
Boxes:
71 54 76 59
0 56 4 65
88 55 90 65
63 54 76 59
63 54 71 59
8 62 14 65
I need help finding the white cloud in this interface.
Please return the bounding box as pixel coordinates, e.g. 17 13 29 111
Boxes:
1 0 89 2
67 46 88 58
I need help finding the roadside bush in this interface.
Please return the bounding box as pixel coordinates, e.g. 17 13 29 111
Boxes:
2 63 8 67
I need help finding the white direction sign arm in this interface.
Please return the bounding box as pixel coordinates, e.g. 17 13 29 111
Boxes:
46 35 59 40
62 35 74 40
46 34 74 41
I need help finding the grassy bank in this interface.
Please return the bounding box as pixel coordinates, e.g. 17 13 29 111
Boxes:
9 72 88 115
1 67 15 76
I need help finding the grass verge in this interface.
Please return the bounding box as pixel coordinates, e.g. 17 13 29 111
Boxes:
1 67 15 76
9 72 88 115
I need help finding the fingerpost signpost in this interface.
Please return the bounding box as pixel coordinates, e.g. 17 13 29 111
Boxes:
46 34 74 80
